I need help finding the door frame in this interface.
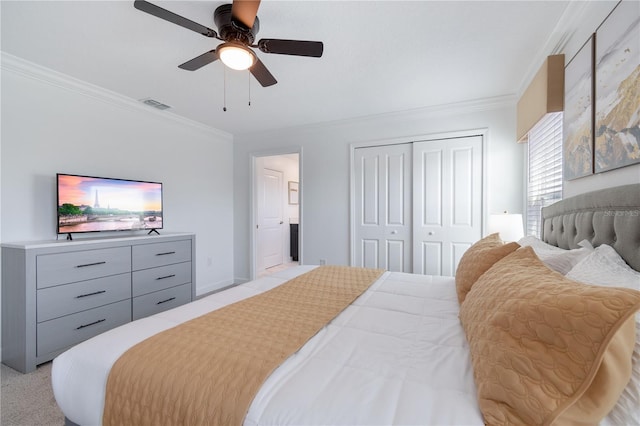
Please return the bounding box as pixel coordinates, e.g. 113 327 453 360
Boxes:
349 128 488 267
250 147 303 280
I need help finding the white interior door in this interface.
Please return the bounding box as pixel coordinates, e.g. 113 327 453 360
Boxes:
412 136 482 276
258 168 284 270
354 144 412 272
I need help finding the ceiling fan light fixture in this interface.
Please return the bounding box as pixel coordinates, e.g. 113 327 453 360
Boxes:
217 43 256 71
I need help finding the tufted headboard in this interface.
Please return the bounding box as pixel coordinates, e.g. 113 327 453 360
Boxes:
541 183 640 272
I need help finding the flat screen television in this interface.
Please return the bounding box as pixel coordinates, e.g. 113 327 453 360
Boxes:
57 173 163 238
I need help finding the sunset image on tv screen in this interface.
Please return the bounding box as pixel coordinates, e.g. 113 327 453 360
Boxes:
57 174 162 233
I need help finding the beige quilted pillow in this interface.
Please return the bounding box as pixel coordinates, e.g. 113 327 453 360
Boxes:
459 246 640 425
455 233 520 304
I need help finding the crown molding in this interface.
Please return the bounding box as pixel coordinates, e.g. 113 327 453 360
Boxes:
329 94 516 129
2 51 516 140
1 52 233 141
240 94 516 138
516 0 613 99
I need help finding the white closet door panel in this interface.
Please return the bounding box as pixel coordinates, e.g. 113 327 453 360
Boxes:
422 149 443 226
355 144 412 272
413 136 482 276
387 154 407 226
362 239 379 269
420 241 442 276
452 242 472 273
386 240 406 272
362 156 379 225
452 147 474 226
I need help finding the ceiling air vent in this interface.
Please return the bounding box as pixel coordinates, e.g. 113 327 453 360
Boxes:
140 98 171 110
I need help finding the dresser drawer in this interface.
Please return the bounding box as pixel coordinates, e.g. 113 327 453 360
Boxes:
37 273 131 322
37 247 131 289
132 262 191 297
132 240 191 271
132 283 191 320
37 299 131 356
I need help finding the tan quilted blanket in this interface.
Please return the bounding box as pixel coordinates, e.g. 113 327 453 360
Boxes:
103 265 384 426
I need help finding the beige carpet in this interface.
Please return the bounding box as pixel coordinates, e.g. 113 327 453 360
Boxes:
1 362 65 426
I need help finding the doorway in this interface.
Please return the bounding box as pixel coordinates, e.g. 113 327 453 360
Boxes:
253 152 300 279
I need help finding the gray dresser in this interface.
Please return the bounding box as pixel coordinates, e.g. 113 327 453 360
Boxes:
1 233 196 373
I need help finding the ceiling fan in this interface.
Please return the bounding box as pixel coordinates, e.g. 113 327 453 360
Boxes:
133 0 324 87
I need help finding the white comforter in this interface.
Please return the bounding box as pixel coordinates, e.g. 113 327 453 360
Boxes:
52 266 483 425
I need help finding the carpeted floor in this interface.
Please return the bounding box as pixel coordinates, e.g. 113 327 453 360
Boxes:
1 362 65 426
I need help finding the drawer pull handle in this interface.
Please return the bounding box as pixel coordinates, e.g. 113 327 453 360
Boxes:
156 274 176 280
76 261 106 268
76 318 106 330
156 297 176 305
156 251 176 256
76 290 107 299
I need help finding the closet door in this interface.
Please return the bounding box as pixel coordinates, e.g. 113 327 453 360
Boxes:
354 144 412 272
412 136 482 276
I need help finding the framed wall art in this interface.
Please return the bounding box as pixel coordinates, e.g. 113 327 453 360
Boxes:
563 35 594 180
288 181 299 205
594 0 640 173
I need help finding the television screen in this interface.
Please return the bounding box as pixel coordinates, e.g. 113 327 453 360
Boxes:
57 174 163 235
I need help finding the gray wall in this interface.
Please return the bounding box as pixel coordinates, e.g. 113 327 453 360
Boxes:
1 0 636 297
231 1 640 283
234 100 523 282
1 55 236 295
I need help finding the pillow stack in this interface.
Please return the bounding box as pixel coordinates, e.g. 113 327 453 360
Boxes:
455 236 640 425
455 233 519 304
565 244 640 425
517 235 593 274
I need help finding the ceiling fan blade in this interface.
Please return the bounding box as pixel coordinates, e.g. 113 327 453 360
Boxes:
257 39 323 57
231 0 261 29
134 0 217 38
250 58 277 87
178 50 219 71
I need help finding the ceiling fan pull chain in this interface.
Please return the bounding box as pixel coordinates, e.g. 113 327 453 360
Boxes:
223 65 227 112
248 71 251 107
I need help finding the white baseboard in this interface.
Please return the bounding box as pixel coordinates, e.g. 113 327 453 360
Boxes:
196 279 236 297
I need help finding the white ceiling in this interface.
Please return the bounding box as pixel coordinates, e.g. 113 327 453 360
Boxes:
1 1 571 135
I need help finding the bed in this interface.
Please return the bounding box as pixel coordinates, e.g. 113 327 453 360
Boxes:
52 183 640 426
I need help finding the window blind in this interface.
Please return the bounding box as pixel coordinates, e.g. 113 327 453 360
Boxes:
526 111 563 237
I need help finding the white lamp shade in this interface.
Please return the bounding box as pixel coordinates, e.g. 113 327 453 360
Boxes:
487 213 524 242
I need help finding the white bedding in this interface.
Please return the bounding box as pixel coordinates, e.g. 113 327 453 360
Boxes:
52 266 483 425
